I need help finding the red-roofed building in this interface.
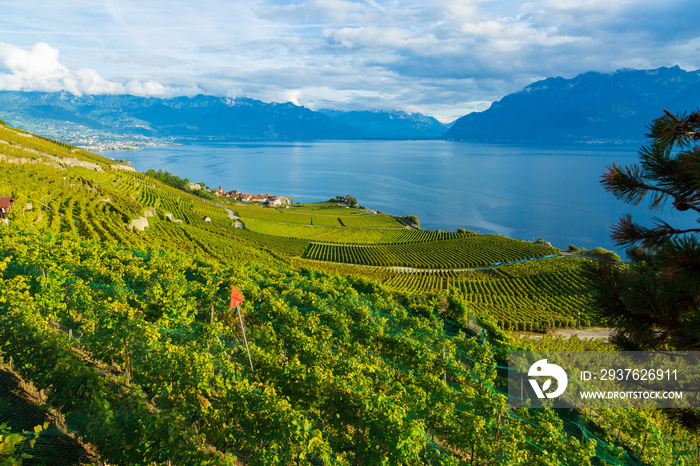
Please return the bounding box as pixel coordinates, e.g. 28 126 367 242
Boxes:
268 196 291 207
0 196 14 223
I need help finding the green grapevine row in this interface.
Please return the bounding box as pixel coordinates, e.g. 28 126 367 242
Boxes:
234 202 403 228
244 217 468 244
1 124 695 466
303 235 559 268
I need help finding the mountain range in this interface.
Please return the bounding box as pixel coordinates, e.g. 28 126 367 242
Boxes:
0 65 699 144
317 108 449 139
0 91 448 142
444 66 700 143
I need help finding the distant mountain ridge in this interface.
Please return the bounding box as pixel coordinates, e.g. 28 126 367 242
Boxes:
443 66 700 143
318 109 450 139
2 66 699 145
0 91 448 142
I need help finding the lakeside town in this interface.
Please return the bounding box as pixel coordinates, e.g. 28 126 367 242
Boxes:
189 182 292 207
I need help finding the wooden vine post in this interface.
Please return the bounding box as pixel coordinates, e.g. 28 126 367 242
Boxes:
123 341 132 385
230 285 254 376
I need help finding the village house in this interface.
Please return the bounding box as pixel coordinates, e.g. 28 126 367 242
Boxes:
211 186 290 205
268 195 291 207
0 196 15 223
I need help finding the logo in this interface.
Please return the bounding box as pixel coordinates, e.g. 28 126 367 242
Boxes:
528 359 568 399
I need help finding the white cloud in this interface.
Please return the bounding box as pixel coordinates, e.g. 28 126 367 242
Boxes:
1 0 700 118
284 89 302 106
0 42 172 97
125 80 169 96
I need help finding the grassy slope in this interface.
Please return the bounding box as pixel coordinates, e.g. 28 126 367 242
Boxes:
0 122 694 465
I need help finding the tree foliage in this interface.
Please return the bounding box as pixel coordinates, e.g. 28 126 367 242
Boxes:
400 215 420 228
589 110 700 350
146 168 189 190
145 168 215 200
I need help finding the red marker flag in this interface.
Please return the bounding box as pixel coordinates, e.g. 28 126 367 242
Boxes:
230 285 245 309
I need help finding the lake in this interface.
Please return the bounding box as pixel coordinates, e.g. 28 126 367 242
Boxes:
100 140 697 253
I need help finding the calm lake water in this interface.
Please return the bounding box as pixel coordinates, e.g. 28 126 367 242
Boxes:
101 140 696 252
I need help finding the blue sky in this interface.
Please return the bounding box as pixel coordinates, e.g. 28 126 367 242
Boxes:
1 0 699 122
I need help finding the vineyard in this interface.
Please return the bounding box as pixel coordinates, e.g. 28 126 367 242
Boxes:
450 258 594 329
234 201 404 228
302 235 558 268
1 228 696 465
0 121 697 465
0 124 122 168
242 217 467 244
299 258 595 330
0 129 591 331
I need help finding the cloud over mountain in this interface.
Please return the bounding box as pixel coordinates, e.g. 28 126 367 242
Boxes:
2 0 700 121
0 42 171 97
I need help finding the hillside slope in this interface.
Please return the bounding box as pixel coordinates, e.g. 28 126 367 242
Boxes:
0 122 695 465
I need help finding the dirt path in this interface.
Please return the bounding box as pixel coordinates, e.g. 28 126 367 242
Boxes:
299 257 491 273
208 201 242 228
394 217 419 230
302 254 565 273
519 328 616 341
551 328 616 340
387 265 491 273
223 207 243 228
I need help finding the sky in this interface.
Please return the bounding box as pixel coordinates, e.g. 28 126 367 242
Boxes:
1 0 699 122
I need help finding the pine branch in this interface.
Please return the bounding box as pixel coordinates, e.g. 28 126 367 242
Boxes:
648 110 700 147
601 163 700 214
663 109 699 139
597 109 700 351
611 214 700 250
